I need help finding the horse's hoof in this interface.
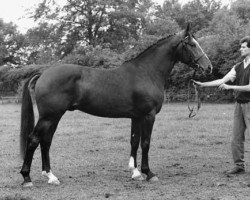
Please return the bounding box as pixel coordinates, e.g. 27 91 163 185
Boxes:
22 182 33 187
147 176 159 182
48 179 60 185
132 175 145 181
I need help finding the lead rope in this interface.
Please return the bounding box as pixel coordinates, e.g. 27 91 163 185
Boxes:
187 71 201 118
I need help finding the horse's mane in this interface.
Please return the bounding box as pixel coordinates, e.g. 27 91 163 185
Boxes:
124 33 177 63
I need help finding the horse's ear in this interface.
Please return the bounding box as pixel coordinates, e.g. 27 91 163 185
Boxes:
184 23 191 37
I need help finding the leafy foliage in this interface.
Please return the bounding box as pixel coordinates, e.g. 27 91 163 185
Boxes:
0 0 249 102
62 45 123 68
0 64 49 94
231 0 250 24
0 19 27 65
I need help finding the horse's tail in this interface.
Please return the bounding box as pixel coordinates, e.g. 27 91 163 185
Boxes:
20 74 40 159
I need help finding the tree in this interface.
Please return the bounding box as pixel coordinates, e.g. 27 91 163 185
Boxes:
103 0 158 51
156 0 221 32
30 0 111 57
31 0 153 56
231 0 250 24
145 16 180 37
206 8 244 52
25 22 63 64
156 0 183 27
180 0 221 32
0 19 26 66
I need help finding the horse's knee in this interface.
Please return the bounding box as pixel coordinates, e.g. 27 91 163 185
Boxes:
145 112 155 122
28 136 40 149
130 134 140 146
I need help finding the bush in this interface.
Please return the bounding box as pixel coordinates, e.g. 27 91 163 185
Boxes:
62 45 123 68
0 64 50 95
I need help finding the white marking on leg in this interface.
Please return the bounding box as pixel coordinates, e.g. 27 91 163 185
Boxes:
131 168 141 179
42 170 60 185
22 182 34 187
132 168 144 180
128 157 144 180
128 156 135 170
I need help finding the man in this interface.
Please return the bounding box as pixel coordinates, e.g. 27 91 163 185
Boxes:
194 36 250 178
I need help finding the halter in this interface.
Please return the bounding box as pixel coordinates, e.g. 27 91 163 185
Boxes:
175 35 205 118
178 35 207 71
187 74 201 118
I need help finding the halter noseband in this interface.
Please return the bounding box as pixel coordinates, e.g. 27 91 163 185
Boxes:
177 36 206 71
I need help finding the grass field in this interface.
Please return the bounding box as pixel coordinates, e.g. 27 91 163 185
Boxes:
0 103 250 200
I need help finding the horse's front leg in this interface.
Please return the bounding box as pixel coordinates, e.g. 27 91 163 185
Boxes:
128 118 144 180
140 112 159 182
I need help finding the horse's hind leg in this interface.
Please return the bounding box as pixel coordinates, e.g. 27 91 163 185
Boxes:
20 125 40 187
128 118 144 180
20 116 61 187
40 117 61 185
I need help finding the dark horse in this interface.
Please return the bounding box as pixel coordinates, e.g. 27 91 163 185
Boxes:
20 25 212 187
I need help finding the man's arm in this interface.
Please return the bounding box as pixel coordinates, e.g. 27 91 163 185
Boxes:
193 66 236 87
193 76 232 87
219 77 250 91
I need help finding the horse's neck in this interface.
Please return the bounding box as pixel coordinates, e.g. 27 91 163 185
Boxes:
128 43 177 87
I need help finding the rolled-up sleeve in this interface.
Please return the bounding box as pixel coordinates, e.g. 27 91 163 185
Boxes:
224 66 236 82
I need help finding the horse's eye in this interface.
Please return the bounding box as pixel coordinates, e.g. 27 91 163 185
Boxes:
189 43 196 47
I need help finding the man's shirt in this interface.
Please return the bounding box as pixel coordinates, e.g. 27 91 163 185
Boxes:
224 57 250 82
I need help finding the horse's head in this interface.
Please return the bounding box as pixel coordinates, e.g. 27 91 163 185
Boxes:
175 24 212 74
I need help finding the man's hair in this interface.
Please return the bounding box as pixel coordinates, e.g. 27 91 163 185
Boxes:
240 36 250 48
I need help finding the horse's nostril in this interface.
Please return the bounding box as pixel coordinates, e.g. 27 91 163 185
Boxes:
209 65 213 73
207 65 213 74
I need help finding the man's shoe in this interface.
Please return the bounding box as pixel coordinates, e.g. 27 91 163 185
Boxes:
224 167 245 175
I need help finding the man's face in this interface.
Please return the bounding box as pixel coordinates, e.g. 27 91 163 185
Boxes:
240 42 250 58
